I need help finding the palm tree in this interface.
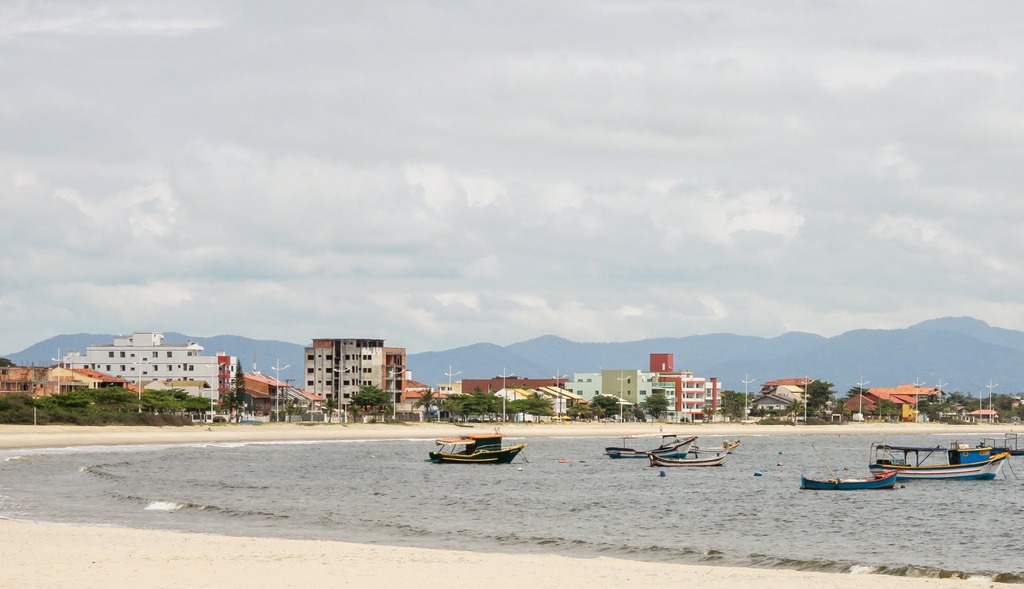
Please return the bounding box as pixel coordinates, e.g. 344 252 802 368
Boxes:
413 390 438 421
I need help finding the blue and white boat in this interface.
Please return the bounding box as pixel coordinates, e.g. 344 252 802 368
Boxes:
868 441 1009 480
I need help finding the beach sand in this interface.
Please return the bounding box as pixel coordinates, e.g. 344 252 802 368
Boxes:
1 422 1015 588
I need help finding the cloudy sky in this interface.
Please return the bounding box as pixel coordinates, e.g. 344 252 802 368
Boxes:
3 1 1024 356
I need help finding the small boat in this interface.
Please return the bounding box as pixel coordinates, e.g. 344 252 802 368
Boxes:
429 433 527 464
979 433 1024 456
648 451 728 467
800 469 898 490
869 441 1010 480
605 434 697 459
691 439 741 454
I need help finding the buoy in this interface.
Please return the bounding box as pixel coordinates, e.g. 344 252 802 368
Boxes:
658 470 666 477
754 472 763 476
776 462 783 466
518 467 523 471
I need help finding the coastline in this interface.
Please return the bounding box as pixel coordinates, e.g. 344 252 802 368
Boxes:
2 422 1017 588
1 420 1017 450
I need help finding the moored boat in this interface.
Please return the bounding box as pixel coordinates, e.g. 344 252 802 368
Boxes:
691 439 741 454
979 433 1024 456
429 433 527 464
648 451 728 467
605 434 697 459
868 441 1009 480
800 469 898 490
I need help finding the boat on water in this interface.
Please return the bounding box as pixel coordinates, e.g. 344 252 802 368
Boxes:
605 433 697 459
691 439 741 454
428 433 527 464
648 451 728 467
800 469 898 491
868 441 1010 480
979 433 1024 456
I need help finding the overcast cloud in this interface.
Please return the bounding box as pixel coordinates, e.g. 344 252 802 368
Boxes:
3 1 1024 355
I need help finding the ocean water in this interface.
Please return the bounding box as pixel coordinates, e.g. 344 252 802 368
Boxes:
1 432 1022 583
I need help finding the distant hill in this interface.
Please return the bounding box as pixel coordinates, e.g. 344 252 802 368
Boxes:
5 317 1023 396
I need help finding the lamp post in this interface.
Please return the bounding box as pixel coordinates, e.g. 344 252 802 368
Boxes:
553 370 567 418
50 348 62 395
911 377 927 423
388 367 403 421
133 361 148 413
617 370 627 422
803 376 809 424
742 374 755 421
856 377 869 422
500 367 513 422
270 359 290 423
986 380 998 423
444 365 461 423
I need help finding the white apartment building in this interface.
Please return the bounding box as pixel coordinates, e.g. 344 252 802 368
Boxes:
61 332 234 404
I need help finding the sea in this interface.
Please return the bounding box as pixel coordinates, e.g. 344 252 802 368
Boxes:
1 431 1022 583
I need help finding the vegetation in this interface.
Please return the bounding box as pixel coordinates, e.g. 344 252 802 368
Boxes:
0 388 203 426
640 391 669 419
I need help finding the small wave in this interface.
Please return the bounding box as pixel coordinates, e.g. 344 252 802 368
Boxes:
145 501 184 511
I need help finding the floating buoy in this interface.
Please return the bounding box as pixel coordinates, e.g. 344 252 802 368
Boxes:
776 462 784 466
518 467 523 471
754 472 763 476
659 470 666 477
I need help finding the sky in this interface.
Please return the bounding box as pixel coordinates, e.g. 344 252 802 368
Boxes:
4 1 1024 356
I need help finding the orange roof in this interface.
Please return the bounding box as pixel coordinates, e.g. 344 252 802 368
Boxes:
69 367 129 383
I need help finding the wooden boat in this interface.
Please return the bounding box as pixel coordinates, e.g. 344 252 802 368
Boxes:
691 439 740 454
605 434 697 459
429 433 527 464
648 451 727 467
868 441 1010 480
979 433 1024 456
800 469 898 490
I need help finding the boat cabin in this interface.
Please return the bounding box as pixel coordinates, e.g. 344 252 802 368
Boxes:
872 442 993 467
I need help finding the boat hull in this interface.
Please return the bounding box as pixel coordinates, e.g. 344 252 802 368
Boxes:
868 454 1008 480
801 470 898 490
648 452 727 467
605 435 696 459
429 444 527 464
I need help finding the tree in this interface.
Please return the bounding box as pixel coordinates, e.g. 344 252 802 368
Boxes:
324 396 338 423
640 391 669 420
805 380 834 418
413 390 438 421
590 394 621 419
351 385 390 420
0 357 14 367
718 390 746 421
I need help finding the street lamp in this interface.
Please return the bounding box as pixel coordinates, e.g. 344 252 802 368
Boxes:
856 377 869 421
443 365 461 422
270 359 290 423
986 380 998 423
500 368 514 422
388 367 404 421
133 361 148 413
803 375 809 424
742 375 755 421
616 370 627 422
50 348 62 395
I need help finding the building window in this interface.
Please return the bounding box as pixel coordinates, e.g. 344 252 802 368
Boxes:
108 352 114 358
120 352 125 358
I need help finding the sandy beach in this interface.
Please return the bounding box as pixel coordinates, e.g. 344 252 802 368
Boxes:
1 421 1016 588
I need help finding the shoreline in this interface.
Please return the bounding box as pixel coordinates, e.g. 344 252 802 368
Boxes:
2 422 1018 588
1 420 1017 450
0 519 1000 589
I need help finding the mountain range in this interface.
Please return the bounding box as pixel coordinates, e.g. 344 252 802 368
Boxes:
5 317 1022 397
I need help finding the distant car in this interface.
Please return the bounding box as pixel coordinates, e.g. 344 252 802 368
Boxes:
212 416 227 423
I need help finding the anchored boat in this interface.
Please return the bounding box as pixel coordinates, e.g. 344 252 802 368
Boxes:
429 433 527 464
868 441 1009 480
605 434 698 459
